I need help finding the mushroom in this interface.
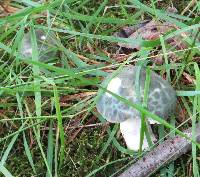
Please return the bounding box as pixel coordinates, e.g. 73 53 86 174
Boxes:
96 66 177 151
21 29 57 61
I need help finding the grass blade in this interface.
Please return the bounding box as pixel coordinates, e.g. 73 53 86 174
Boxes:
0 165 14 177
53 85 65 167
46 120 54 177
30 26 42 136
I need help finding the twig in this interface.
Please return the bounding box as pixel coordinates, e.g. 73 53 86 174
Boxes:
118 123 200 177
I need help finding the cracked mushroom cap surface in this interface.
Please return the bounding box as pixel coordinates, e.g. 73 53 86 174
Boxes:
96 66 177 123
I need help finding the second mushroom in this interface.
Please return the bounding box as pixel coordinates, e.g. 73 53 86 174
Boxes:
96 66 177 151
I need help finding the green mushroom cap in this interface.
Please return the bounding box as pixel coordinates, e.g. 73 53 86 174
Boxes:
96 66 177 123
21 29 57 61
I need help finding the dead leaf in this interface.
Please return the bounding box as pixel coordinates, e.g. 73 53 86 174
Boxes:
60 92 96 103
183 72 195 84
115 20 175 50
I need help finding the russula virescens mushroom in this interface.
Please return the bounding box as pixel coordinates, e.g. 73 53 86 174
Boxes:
96 66 177 151
21 29 57 61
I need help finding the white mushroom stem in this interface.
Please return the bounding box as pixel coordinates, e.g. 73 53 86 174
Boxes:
120 118 156 151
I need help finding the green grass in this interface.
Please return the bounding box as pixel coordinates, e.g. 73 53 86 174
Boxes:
0 0 200 176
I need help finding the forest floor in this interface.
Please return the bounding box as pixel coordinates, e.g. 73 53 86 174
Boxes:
0 0 200 177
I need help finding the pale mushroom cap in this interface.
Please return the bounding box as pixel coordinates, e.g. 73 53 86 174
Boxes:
21 29 57 61
96 66 177 123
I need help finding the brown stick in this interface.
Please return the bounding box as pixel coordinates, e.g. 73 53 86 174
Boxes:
118 123 200 177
